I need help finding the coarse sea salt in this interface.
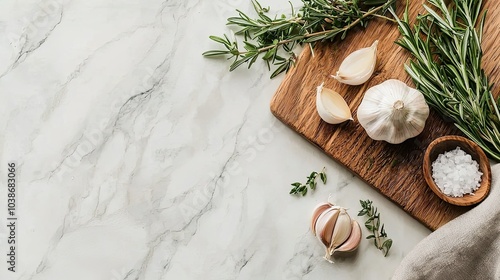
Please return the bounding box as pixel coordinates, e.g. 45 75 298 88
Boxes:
431 147 482 197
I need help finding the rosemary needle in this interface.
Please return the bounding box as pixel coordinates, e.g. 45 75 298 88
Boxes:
390 0 500 160
204 0 396 78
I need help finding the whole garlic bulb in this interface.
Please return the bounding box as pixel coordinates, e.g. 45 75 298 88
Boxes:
357 79 430 144
311 202 361 262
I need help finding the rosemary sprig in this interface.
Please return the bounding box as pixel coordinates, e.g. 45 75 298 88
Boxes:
358 200 393 256
204 0 396 78
390 0 500 160
290 167 327 196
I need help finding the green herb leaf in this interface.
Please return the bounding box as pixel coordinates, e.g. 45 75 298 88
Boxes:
358 209 368 216
382 239 393 257
390 0 500 160
380 224 387 237
204 0 397 78
208 35 231 46
302 187 308 196
202 50 231 57
359 199 393 256
319 172 327 184
289 167 327 197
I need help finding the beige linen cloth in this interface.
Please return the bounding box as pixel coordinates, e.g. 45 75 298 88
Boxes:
393 163 500 280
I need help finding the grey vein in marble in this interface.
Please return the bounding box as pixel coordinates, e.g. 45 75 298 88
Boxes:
0 1 431 280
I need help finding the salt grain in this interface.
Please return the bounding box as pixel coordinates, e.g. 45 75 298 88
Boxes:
431 147 482 197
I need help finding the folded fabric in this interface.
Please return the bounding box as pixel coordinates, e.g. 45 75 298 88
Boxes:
393 163 500 280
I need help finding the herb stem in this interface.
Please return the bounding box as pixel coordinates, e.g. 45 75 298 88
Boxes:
204 0 396 78
289 167 327 196
358 200 393 256
368 207 382 248
238 4 388 56
366 13 397 23
391 0 500 160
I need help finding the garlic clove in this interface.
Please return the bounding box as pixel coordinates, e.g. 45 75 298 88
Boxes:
311 203 333 235
316 83 353 124
332 40 378 86
332 220 362 253
328 208 352 252
315 208 341 247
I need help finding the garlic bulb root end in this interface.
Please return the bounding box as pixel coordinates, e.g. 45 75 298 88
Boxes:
324 253 335 264
357 79 430 144
393 100 405 110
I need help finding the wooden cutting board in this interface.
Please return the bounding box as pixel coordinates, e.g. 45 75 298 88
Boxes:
271 0 500 230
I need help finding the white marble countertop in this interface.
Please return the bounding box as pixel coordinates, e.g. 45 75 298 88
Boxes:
0 0 430 279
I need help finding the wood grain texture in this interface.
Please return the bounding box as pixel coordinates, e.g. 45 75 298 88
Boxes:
270 0 500 230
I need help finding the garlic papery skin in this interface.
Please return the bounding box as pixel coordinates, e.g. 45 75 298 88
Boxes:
311 202 361 262
311 203 334 234
316 83 353 124
315 208 340 247
332 220 362 254
357 79 430 144
328 208 352 250
332 40 378 85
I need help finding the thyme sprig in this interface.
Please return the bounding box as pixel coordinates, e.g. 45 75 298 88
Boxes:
358 200 393 256
204 0 396 78
290 167 327 196
390 0 500 160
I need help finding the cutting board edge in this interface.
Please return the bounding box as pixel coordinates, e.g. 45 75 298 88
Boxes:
266 0 495 230
270 100 440 230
